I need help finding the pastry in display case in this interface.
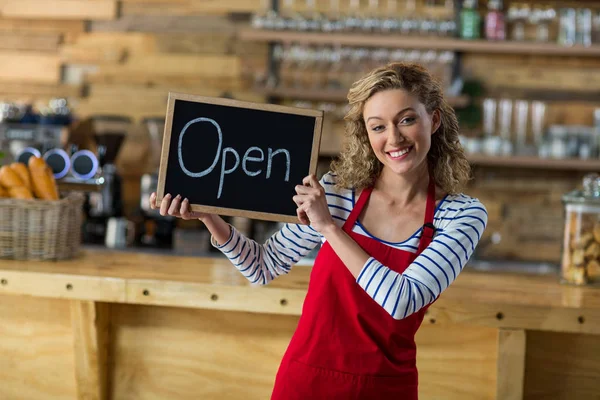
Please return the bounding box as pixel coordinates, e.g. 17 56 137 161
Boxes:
561 173 600 285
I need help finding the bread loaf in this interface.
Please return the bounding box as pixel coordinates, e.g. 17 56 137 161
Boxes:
0 165 24 188
28 157 59 200
9 186 34 199
9 162 32 191
0 186 8 197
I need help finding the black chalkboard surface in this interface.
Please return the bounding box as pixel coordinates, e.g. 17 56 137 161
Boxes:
157 92 324 223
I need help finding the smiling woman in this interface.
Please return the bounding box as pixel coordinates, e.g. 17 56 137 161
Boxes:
152 62 486 400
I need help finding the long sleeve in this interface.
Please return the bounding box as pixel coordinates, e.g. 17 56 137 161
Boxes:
356 197 488 319
213 222 322 284
213 172 350 284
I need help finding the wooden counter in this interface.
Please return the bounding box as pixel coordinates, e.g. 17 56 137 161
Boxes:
0 249 599 400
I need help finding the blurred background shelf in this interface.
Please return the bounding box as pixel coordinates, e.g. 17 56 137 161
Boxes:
257 86 471 107
57 176 104 192
467 154 600 171
240 29 600 57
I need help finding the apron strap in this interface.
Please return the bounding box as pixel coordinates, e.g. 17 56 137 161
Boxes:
416 174 437 254
344 174 436 250
343 186 373 233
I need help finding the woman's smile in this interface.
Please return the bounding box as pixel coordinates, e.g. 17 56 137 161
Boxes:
386 146 414 161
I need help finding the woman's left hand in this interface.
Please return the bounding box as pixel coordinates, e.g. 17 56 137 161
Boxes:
293 175 335 233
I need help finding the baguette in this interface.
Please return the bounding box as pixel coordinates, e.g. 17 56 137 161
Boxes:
9 186 34 199
0 165 25 188
9 162 32 191
28 157 59 200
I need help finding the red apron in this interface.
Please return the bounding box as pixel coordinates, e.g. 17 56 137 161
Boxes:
271 177 436 400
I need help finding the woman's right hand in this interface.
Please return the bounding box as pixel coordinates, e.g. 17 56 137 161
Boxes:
149 192 210 221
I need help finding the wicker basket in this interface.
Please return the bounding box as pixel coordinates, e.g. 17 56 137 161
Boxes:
0 192 85 260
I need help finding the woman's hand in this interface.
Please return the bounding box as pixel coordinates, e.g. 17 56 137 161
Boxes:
293 175 335 233
149 192 210 221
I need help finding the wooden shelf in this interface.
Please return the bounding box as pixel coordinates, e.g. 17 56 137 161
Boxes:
256 87 470 107
240 28 600 57
468 154 600 171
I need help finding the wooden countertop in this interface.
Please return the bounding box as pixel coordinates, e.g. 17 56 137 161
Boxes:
0 248 599 334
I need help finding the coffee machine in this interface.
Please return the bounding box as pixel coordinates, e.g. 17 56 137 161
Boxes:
82 116 128 244
136 117 176 248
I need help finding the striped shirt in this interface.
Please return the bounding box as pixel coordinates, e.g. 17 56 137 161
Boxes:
213 172 487 320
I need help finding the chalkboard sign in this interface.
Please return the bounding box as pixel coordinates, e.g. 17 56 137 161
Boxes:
157 92 324 223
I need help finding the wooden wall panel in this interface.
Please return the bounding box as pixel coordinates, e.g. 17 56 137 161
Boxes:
0 82 82 100
0 32 61 52
524 331 600 400
61 32 156 64
0 51 61 83
120 0 262 16
110 304 296 400
0 294 77 400
416 324 498 400
1 0 117 20
0 18 86 44
108 304 500 400
467 169 582 263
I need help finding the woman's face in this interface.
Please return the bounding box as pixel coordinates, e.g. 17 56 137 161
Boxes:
363 88 440 177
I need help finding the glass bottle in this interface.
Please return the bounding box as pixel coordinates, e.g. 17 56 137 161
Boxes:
484 0 505 40
460 0 481 40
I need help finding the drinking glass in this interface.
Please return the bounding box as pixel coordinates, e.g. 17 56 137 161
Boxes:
531 101 546 148
514 100 529 154
482 98 497 138
498 98 513 154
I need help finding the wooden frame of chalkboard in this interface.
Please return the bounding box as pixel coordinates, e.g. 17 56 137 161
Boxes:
156 92 324 223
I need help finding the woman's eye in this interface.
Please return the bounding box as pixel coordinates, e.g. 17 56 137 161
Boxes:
371 125 384 132
400 117 416 124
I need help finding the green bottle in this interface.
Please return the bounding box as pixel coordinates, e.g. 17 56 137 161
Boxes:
460 0 481 39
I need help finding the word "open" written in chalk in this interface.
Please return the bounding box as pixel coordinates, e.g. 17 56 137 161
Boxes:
178 117 291 198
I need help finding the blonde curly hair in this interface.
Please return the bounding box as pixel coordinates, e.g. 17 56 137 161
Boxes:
330 62 471 194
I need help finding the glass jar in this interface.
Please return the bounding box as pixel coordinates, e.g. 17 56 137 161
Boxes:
561 173 600 286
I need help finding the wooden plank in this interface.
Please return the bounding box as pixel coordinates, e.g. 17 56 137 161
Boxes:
1 0 117 20
90 15 238 34
0 294 77 400
87 54 245 85
0 269 126 303
110 304 296 400
0 82 83 98
125 279 307 316
0 18 85 34
70 301 110 400
188 0 262 14
524 331 600 399
416 324 497 400
75 83 265 121
61 32 156 64
155 33 237 55
120 0 261 15
426 300 600 335
0 32 61 52
496 329 526 400
119 2 196 16
0 51 61 83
